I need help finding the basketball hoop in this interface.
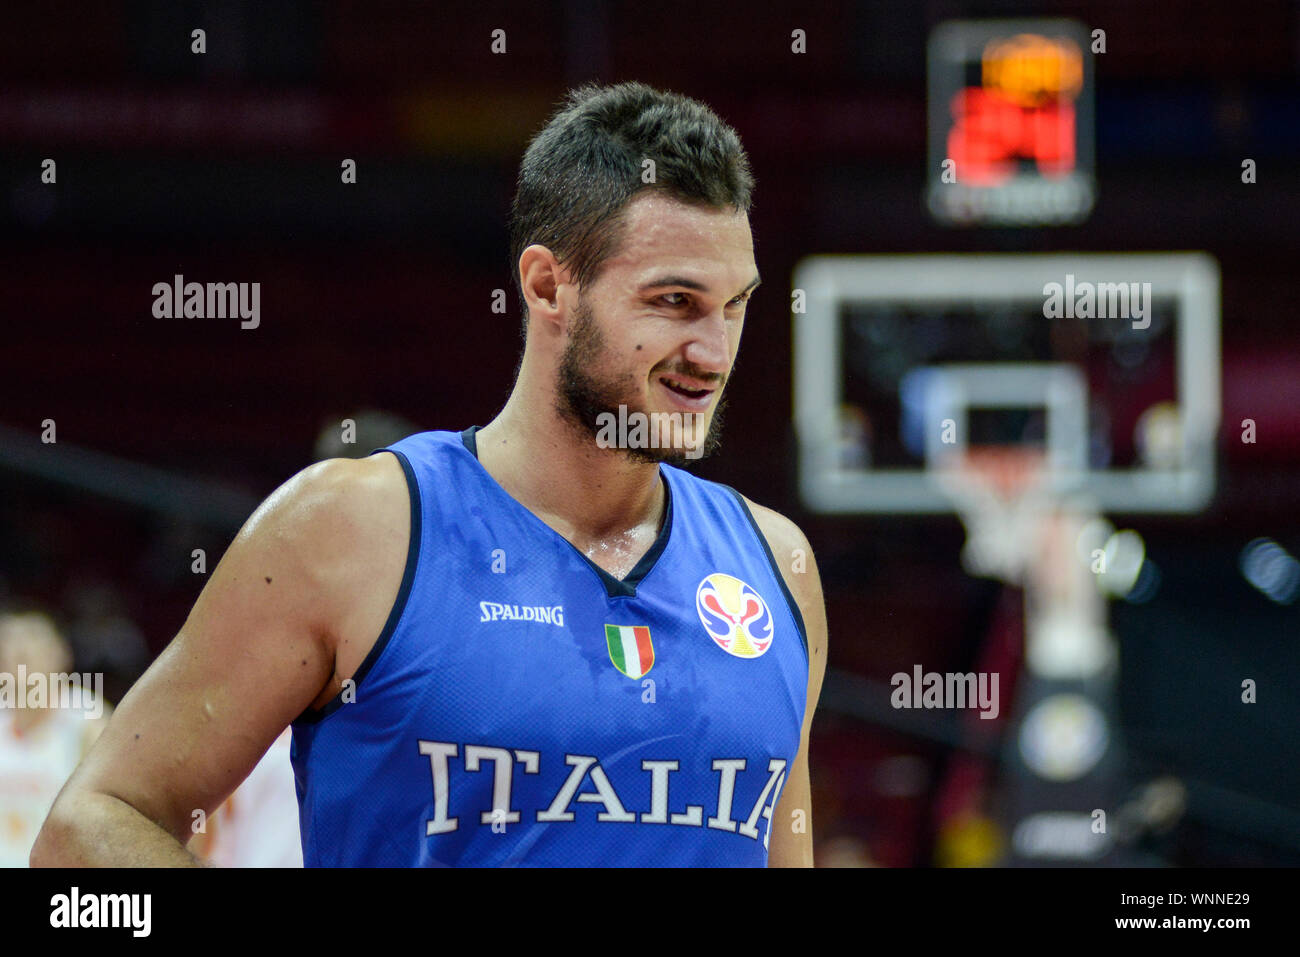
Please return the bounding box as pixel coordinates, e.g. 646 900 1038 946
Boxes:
933 446 1051 584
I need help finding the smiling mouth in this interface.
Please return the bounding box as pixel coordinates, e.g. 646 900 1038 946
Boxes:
658 376 714 400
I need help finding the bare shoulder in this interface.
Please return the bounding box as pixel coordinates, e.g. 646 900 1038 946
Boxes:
251 453 408 553
734 493 827 663
250 453 411 698
237 453 409 597
736 496 820 605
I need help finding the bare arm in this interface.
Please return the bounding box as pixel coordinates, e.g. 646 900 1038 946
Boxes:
742 499 828 868
30 454 409 866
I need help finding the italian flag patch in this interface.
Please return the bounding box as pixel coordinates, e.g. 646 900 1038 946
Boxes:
605 624 655 679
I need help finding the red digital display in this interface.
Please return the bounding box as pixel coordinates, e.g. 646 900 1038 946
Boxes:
928 21 1094 226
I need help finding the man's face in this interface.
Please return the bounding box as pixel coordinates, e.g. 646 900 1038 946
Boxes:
555 191 758 467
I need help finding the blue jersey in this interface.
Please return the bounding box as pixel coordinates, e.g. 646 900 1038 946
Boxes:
290 427 808 866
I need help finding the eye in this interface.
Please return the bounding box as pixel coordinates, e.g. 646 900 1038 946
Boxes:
656 292 749 309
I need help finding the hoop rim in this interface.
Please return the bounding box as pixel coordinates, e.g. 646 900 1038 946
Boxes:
934 445 1050 501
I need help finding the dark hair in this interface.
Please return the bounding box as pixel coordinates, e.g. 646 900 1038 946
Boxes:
507 81 755 330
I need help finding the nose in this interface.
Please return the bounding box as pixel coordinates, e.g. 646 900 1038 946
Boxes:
681 309 732 379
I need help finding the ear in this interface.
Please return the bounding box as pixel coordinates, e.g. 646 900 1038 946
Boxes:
518 245 569 323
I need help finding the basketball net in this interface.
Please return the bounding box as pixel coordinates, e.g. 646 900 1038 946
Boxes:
933 447 1052 586
934 446 1113 680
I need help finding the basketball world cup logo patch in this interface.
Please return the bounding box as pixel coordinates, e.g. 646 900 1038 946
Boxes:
695 573 774 659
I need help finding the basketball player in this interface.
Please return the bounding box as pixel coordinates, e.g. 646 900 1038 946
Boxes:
32 81 827 867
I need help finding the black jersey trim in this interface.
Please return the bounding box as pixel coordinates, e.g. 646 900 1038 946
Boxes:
720 484 809 664
611 472 673 597
292 448 422 725
460 424 672 599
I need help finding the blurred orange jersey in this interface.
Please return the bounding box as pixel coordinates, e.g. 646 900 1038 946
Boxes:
193 728 303 867
0 703 99 867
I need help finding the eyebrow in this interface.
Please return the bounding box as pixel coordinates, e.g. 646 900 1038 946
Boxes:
639 274 762 297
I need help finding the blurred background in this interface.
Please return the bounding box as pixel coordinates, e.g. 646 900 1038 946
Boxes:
1 0 1298 866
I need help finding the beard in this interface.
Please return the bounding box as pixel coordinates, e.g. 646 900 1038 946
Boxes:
555 294 727 467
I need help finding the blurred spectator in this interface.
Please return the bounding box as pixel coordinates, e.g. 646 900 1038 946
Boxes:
313 409 420 462
62 577 150 705
817 834 878 867
0 606 111 867
187 728 303 867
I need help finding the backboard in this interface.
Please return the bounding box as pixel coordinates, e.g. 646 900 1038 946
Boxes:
792 253 1221 514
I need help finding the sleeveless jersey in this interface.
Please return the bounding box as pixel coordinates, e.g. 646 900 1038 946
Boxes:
290 427 808 866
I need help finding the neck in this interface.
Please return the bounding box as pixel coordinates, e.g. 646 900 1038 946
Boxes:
475 371 665 543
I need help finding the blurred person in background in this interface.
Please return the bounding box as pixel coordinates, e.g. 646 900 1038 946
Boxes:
0 606 110 866
187 727 303 867
62 578 150 705
312 409 421 462
816 833 877 867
